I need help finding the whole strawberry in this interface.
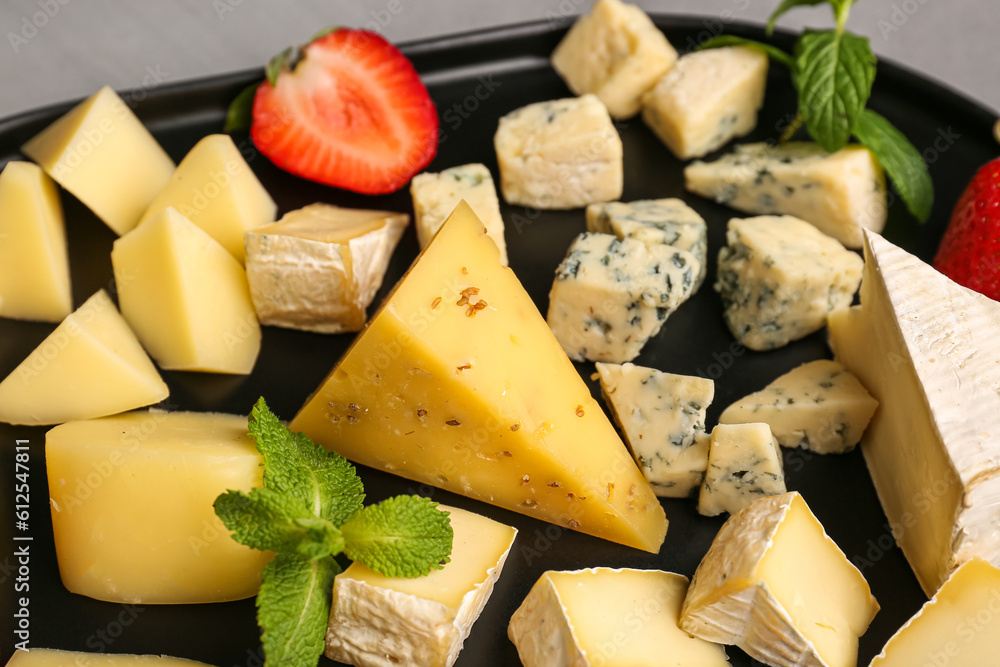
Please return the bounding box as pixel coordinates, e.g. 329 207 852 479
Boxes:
933 157 1000 300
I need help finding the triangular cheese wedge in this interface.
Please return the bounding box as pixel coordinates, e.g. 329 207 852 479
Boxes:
0 290 169 425
291 202 667 552
828 231 1000 596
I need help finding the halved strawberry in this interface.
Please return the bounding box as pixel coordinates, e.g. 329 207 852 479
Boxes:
251 29 438 195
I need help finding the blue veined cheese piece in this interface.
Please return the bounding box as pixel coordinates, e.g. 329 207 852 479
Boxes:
596 362 714 498
547 232 699 363
719 359 878 455
586 198 708 290
698 423 786 517
714 215 863 351
684 142 886 249
641 46 768 160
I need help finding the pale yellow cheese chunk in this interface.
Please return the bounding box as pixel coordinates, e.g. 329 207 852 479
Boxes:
21 86 175 235
0 161 72 322
697 423 786 517
112 207 261 374
291 202 667 553
0 290 168 425
140 134 276 262
45 410 271 604
326 505 517 667
245 203 409 333
6 649 214 667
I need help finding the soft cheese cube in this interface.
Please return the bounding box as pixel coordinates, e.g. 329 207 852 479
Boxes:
586 198 708 289
719 359 878 454
325 506 516 667
7 649 213 667
0 161 72 322
596 362 714 497
642 46 768 159
550 0 678 119
494 95 623 209
21 86 175 235
410 163 507 265
698 423 786 517
140 134 277 263
685 142 887 248
245 203 408 333
715 215 863 351
509 568 731 667
547 232 699 363
45 410 272 603
0 290 168 426
112 207 261 374
683 492 879 667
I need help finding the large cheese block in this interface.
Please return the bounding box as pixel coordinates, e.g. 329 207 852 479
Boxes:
6 650 213 667
869 559 1000 667
642 46 768 159
325 505 516 667
550 0 678 119
494 95 623 209
697 423 786 517
410 163 507 265
291 202 667 553
685 142 886 249
0 290 168 425
828 231 1000 596
245 203 409 333
45 410 272 603
681 492 879 667
509 568 731 667
139 134 276 262
21 85 175 235
0 161 72 322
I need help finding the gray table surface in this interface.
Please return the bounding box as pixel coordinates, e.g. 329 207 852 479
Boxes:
1 0 998 120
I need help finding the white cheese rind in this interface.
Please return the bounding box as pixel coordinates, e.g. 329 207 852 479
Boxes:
685 142 886 249
697 423 786 517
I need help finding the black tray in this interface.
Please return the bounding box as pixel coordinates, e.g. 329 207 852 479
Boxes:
1 16 997 667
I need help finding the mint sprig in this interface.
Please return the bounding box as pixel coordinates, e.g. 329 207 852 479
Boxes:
852 109 934 221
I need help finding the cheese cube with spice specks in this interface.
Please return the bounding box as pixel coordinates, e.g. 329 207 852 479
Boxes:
547 233 699 363
494 95 623 209
714 215 863 351
698 423 786 517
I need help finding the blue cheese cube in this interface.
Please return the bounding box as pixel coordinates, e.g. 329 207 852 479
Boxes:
715 215 863 351
547 233 699 363
698 423 786 517
685 142 887 249
586 198 708 290
596 362 714 498
642 46 768 160
494 95 623 209
551 0 678 119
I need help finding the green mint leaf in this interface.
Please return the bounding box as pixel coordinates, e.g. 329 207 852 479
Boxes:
766 0 856 35
852 109 934 222
697 35 795 68
794 29 876 153
342 496 453 578
265 46 293 87
257 553 340 667
224 82 259 133
214 488 344 560
248 398 365 527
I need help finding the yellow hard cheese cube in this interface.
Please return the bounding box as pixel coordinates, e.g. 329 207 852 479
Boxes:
292 202 667 553
0 161 72 322
21 86 175 235
0 290 168 425
509 568 731 667
140 134 276 262
45 410 271 603
6 649 213 667
245 203 409 333
112 207 261 374
326 505 517 667
681 492 879 667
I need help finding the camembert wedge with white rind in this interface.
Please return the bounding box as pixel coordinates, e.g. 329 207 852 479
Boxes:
0 290 168 425
245 203 409 333
681 492 879 667
509 568 731 667
291 202 667 553
828 231 1000 596
6 649 213 667
325 505 516 667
